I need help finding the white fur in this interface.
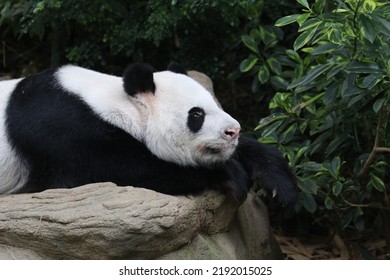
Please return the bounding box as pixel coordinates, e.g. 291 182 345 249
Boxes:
0 79 30 193
57 66 240 167
56 66 147 142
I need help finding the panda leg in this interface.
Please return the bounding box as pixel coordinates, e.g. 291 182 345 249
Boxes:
234 137 298 205
216 159 251 202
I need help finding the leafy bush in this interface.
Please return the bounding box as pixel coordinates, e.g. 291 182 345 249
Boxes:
241 0 390 247
0 0 262 76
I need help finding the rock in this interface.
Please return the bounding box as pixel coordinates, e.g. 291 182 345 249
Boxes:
188 70 222 107
158 190 282 260
0 182 281 259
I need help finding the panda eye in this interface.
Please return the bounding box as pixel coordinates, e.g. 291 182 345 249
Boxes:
189 107 205 118
187 107 205 133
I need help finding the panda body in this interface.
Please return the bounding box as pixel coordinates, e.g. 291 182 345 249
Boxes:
0 63 297 204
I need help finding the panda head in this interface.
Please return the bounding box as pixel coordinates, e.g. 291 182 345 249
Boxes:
123 63 241 167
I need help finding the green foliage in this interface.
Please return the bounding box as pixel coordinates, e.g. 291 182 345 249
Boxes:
241 0 390 240
0 0 262 75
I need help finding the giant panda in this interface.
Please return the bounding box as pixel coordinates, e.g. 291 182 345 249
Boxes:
0 62 297 204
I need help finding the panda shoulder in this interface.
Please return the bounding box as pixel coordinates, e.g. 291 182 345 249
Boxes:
55 65 123 95
56 65 121 84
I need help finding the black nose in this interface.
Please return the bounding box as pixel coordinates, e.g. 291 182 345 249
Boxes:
224 127 240 140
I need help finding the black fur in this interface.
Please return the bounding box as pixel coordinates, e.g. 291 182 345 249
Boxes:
187 107 205 133
123 63 156 96
5 67 298 205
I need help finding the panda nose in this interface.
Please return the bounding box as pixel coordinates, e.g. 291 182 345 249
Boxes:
223 127 240 140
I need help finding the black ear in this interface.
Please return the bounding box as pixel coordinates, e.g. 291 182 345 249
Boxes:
167 61 187 75
123 63 156 96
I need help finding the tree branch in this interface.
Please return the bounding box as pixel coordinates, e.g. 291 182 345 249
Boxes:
358 108 388 178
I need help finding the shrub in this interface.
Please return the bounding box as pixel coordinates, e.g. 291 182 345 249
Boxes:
241 0 390 250
0 0 262 76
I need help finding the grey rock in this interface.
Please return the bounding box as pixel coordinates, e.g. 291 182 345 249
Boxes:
0 183 281 259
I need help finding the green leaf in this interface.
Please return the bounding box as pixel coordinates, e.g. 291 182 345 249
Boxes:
299 120 309 133
302 193 317 213
327 27 343 44
289 64 331 89
326 63 345 80
257 64 270 84
298 178 318 194
293 25 318 50
261 120 283 137
313 0 326 14
298 18 321 32
272 92 291 110
249 28 262 43
270 76 289 90
258 136 278 144
323 83 339 106
299 161 323 172
347 94 365 108
285 49 301 62
239 56 258 72
347 61 383 74
256 113 289 131
362 0 376 12
297 0 310 9
281 122 298 142
360 14 377 43
371 15 390 36
324 196 333 209
341 75 364 99
297 13 310 26
296 147 308 160
275 14 301 27
262 29 278 49
241 35 258 54
312 43 339 55
370 174 386 192
362 73 385 89
266 57 282 75
373 97 386 113
332 181 343 196
325 136 346 157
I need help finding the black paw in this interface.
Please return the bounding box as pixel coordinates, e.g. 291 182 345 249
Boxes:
235 137 299 206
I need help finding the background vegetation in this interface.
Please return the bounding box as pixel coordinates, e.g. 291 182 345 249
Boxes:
1 0 389 259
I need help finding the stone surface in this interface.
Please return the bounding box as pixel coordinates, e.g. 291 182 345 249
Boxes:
0 183 281 259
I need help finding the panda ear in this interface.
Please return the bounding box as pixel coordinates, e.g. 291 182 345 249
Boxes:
167 61 187 75
123 63 156 96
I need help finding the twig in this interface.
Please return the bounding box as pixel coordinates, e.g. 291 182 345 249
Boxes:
375 147 390 153
358 108 388 178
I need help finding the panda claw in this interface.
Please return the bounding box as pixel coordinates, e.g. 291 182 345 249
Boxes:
272 189 278 198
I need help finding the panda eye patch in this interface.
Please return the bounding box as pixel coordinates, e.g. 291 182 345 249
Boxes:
187 107 205 133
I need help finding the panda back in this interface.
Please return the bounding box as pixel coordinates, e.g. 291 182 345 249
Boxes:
3 68 148 191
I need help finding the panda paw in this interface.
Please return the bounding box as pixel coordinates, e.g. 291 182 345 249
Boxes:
216 159 251 202
251 161 298 206
236 137 299 206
